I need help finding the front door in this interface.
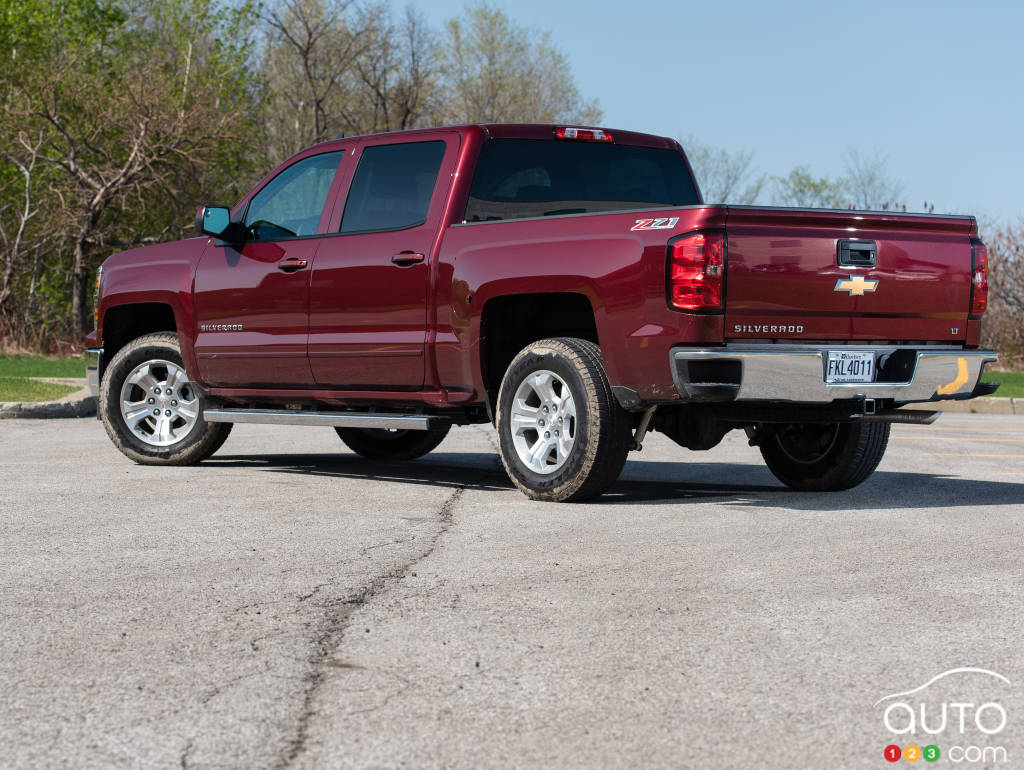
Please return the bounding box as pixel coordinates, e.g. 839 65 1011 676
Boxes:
194 151 344 387
308 135 459 389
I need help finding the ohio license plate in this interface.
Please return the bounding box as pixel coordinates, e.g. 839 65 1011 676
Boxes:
825 351 875 383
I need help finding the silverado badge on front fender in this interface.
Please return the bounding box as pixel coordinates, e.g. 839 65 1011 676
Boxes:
833 275 879 296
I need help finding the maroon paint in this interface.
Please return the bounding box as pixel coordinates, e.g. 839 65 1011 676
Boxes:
307 130 462 389
91 241 201 377
723 208 976 343
193 237 318 387
91 124 986 410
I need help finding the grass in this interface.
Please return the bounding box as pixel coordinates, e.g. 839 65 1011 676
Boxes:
0 355 86 402
983 370 1024 398
0 355 86 378
0 377 80 403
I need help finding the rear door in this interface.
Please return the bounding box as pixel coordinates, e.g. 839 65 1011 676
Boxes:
307 133 459 389
193 151 344 387
723 207 976 342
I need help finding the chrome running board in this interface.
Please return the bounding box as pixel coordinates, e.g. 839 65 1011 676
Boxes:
203 409 447 431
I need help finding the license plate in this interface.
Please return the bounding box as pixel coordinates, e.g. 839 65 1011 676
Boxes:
825 351 875 383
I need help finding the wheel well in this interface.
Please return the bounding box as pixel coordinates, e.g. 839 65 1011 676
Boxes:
102 303 178 374
480 292 599 396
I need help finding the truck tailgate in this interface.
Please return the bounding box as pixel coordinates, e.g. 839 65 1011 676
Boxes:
722 207 976 342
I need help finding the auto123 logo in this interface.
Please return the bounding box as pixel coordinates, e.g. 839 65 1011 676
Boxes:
875 667 1011 764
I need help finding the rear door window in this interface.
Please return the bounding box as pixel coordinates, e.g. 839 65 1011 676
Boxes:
340 141 446 233
465 139 699 222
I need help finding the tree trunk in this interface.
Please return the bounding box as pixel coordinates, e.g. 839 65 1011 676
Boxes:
71 237 91 338
0 258 15 321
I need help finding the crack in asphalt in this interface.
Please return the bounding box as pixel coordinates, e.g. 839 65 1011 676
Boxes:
200 668 269 705
273 480 471 770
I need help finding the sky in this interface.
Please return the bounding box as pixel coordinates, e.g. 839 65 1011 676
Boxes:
419 0 1024 224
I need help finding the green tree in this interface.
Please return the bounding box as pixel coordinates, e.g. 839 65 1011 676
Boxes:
1 0 605 347
437 2 601 125
982 220 1024 367
843 148 905 210
771 166 849 209
343 5 439 135
260 0 439 162
261 0 374 160
682 136 764 204
0 0 262 339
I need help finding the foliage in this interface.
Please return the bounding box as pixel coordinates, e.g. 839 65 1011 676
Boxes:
0 0 263 342
261 0 385 160
683 138 910 211
771 166 849 209
842 148 905 211
981 221 1024 368
681 137 764 204
3 0 1018 361
436 2 601 125
1 0 603 348
259 0 597 165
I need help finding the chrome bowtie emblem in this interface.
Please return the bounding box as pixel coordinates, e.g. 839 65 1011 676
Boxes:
833 275 879 296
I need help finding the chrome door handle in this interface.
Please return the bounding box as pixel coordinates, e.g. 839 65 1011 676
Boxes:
277 258 308 272
391 251 425 266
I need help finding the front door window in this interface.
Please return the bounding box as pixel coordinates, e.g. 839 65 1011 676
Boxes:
245 151 344 240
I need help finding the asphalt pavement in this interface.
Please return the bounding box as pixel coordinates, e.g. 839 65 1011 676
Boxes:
1 413 1021 768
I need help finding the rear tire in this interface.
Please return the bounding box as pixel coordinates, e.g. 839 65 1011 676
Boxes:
758 421 890 491
99 332 232 465
496 337 631 502
335 426 451 460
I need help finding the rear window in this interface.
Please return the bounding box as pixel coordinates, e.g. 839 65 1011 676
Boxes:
465 139 699 222
341 141 445 233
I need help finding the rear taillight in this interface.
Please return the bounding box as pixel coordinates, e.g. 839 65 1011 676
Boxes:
668 231 726 311
553 126 613 142
970 238 988 317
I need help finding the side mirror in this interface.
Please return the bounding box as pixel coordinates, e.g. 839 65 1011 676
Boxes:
195 206 246 244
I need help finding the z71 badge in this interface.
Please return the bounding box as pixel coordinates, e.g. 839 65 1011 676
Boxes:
631 217 679 231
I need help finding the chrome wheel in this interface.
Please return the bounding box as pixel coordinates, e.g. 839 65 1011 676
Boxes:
119 359 199 447
508 369 577 474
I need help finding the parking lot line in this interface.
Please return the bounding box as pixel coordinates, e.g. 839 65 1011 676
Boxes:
922 452 1024 458
895 427 1024 434
891 436 1024 443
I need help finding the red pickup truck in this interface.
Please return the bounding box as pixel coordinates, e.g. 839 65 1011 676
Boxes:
86 124 998 501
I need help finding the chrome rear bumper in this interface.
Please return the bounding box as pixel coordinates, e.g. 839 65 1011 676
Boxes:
670 345 998 404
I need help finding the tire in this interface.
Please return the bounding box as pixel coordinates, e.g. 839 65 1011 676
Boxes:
496 337 631 502
335 425 451 460
758 421 890 491
99 332 232 465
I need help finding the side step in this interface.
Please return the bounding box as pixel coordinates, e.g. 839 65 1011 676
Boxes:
203 409 448 431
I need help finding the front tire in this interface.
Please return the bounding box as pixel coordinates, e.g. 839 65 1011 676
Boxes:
758 421 890 491
496 337 631 502
99 332 231 465
335 426 451 460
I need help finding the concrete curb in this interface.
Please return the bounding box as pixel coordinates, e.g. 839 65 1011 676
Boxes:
0 382 96 419
904 396 1018 415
